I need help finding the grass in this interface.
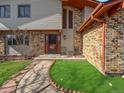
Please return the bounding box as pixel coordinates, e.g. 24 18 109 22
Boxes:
0 60 31 86
50 60 124 93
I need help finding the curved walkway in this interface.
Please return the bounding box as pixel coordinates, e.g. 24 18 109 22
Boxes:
16 60 62 93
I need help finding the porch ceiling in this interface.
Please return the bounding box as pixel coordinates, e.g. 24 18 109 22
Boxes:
62 0 99 9
62 0 86 9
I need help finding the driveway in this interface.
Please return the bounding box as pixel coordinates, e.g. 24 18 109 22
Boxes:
16 60 62 93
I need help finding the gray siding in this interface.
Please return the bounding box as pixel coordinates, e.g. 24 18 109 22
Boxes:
0 0 62 30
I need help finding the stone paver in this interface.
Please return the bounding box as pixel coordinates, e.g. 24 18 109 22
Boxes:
0 61 37 93
34 54 85 60
16 60 62 93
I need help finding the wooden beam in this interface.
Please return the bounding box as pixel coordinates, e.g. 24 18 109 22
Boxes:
93 18 105 23
86 0 99 8
78 3 103 32
122 0 124 8
78 0 122 32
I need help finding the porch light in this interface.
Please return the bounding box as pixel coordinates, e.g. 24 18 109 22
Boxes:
96 0 110 3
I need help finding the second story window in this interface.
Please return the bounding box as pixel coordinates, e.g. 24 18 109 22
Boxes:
63 8 67 29
68 10 73 29
18 5 30 18
0 5 10 18
63 8 73 29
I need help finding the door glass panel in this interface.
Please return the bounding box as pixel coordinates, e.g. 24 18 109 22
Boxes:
48 35 57 54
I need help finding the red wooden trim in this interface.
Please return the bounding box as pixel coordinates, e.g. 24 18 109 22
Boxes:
78 3 103 32
62 0 86 9
78 0 122 32
86 0 99 8
122 0 124 8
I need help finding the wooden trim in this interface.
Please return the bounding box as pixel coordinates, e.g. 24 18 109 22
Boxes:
93 18 105 23
86 0 99 8
45 34 61 54
0 29 61 34
122 0 124 8
78 0 122 32
78 3 103 32
0 29 61 31
62 0 86 9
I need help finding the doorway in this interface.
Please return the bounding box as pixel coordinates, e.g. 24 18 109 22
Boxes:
45 34 60 54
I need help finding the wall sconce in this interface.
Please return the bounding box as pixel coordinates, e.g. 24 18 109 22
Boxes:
63 35 67 40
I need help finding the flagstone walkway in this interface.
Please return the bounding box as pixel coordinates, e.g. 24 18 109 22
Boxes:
16 60 62 93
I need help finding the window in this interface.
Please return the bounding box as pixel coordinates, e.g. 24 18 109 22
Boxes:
0 5 10 18
18 5 30 17
68 10 73 28
7 35 17 45
63 8 73 29
25 36 29 45
7 35 29 45
63 9 67 29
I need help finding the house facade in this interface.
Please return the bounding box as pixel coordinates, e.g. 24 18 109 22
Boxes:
0 0 124 75
0 0 83 56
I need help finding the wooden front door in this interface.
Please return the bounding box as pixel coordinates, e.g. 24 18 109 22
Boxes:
45 34 60 54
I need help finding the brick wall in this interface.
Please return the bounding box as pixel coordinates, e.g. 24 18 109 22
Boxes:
1 31 45 56
105 9 124 74
73 8 82 55
82 23 103 72
30 32 45 56
0 32 5 55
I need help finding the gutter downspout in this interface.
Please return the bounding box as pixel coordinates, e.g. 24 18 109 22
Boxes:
92 17 106 72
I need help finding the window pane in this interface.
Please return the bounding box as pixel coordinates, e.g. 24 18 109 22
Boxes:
13 39 17 45
18 5 30 17
18 6 24 17
17 35 23 45
12 35 17 45
0 5 10 18
7 35 13 45
25 36 29 45
0 8 1 17
0 7 5 18
7 35 16 45
5 6 10 18
63 9 67 29
69 10 73 29
25 5 30 17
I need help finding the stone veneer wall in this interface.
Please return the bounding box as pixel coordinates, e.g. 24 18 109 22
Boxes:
30 32 45 56
82 23 103 71
73 8 83 55
0 31 45 56
105 9 124 74
0 32 5 55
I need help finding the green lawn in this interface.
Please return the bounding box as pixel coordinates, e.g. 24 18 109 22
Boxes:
50 60 124 93
0 60 31 86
